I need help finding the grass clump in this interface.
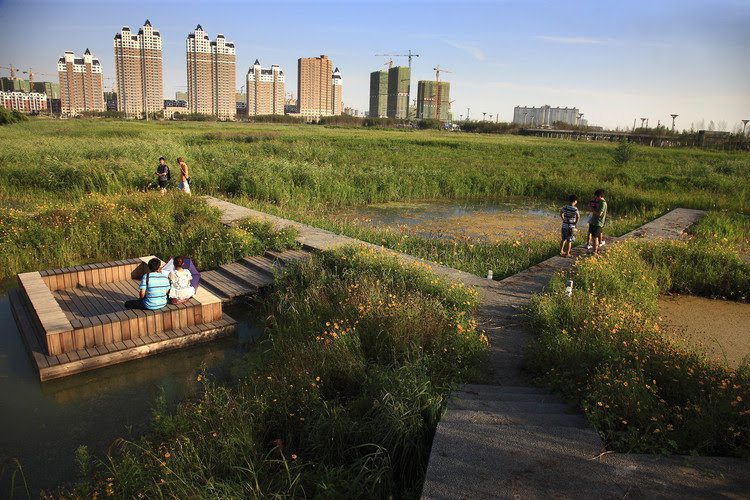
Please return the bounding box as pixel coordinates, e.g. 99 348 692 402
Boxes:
525 236 750 457
0 193 298 280
72 246 484 498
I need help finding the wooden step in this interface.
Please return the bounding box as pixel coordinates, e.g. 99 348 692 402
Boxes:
218 262 273 289
200 270 254 299
241 255 285 277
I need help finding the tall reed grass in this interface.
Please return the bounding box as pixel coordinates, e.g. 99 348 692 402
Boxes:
70 247 485 498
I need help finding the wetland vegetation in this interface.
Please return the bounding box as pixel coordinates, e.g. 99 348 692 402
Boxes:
0 119 748 496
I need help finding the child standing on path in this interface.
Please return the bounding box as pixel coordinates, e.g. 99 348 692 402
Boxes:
156 157 170 196
588 189 608 254
586 191 605 249
559 195 580 258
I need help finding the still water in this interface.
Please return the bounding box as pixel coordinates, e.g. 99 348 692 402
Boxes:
0 282 261 496
331 198 568 242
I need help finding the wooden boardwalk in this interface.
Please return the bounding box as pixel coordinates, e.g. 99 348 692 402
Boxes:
11 249 311 381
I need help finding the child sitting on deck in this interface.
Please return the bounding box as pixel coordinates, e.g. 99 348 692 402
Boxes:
167 256 195 304
125 258 170 310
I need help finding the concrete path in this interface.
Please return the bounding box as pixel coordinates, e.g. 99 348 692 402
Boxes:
204 198 749 498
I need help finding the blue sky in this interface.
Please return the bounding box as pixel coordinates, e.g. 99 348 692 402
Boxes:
1 0 748 131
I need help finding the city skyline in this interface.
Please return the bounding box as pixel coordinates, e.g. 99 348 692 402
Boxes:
0 0 748 130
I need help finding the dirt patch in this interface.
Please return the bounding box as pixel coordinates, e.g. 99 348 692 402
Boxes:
658 295 750 369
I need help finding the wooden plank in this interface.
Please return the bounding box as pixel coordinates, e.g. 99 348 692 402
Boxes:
60 330 74 353
101 318 114 345
241 255 284 277
123 339 136 349
110 314 123 343
115 311 131 340
219 262 271 289
66 350 81 362
91 316 104 346
81 318 95 347
200 270 251 297
113 341 127 352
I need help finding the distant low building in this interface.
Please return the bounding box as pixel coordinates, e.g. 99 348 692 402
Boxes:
513 105 580 127
0 77 31 93
0 91 48 113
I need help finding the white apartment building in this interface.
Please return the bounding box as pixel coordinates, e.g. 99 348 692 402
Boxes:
113 20 164 118
186 25 236 120
246 60 284 116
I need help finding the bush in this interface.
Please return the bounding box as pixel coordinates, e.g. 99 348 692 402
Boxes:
0 107 28 125
613 136 634 166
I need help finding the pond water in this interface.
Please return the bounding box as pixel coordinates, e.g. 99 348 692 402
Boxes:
658 295 750 369
331 198 586 242
0 282 261 496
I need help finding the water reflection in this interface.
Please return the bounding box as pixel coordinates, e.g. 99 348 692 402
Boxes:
0 287 260 496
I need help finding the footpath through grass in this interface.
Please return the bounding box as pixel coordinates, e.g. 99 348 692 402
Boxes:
524 213 750 457
66 247 485 498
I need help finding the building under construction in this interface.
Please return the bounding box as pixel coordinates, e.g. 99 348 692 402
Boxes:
369 70 388 118
369 66 410 119
416 80 450 120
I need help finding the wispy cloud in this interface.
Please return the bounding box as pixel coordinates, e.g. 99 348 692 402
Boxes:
538 36 607 45
443 39 486 61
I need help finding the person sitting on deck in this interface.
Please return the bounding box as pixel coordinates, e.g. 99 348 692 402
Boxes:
167 256 195 304
124 258 170 310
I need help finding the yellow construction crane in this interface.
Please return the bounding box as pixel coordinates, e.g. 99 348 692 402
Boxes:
1 64 20 78
384 59 393 69
22 69 56 88
433 65 452 120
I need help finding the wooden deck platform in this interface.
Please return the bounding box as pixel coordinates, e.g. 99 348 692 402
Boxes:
10 250 310 381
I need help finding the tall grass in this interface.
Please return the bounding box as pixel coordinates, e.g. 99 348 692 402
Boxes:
0 192 298 280
1 120 747 214
69 247 485 498
525 238 750 456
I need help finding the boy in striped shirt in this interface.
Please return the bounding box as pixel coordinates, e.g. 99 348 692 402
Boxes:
559 195 580 258
125 258 170 310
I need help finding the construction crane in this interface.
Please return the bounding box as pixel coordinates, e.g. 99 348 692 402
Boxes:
374 50 420 69
1 64 18 78
22 69 56 88
433 65 452 120
375 50 420 119
384 59 393 69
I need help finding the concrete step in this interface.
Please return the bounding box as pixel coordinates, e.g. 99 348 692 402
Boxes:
265 249 311 264
447 397 576 415
454 384 565 403
440 407 591 428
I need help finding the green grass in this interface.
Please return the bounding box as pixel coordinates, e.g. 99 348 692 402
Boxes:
1 120 748 213
524 236 750 456
68 247 485 498
0 192 298 280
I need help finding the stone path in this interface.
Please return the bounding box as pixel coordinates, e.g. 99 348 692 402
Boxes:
204 198 749 499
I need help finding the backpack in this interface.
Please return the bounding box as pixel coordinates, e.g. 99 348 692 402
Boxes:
166 165 171 181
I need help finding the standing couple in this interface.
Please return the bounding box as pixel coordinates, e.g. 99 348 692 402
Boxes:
155 157 192 195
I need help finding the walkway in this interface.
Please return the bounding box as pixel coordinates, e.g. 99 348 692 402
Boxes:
206 199 749 498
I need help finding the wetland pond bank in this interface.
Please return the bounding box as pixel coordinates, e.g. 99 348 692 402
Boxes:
331 198 566 242
658 295 750 369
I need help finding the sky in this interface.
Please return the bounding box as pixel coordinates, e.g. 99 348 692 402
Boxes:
0 0 748 131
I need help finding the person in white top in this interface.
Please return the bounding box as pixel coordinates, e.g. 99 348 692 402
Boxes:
168 256 195 304
177 157 191 195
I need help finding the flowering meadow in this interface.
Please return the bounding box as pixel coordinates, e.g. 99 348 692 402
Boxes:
525 235 749 457
69 247 484 498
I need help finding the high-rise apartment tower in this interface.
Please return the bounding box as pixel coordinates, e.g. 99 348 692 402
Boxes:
369 70 388 118
246 60 284 116
113 20 163 118
57 49 104 116
387 66 410 119
186 25 236 120
297 55 342 119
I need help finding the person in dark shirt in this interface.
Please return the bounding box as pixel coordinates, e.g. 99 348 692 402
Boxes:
559 195 580 258
156 157 170 196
